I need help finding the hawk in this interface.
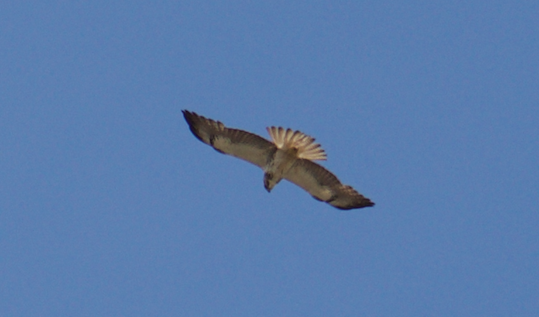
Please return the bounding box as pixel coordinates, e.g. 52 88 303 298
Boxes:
182 110 374 210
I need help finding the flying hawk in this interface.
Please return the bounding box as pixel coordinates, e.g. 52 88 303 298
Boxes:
182 110 374 210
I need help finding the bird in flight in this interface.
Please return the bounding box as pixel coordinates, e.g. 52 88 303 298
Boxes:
182 110 374 210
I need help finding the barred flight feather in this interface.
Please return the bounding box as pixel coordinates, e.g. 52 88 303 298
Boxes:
266 126 327 161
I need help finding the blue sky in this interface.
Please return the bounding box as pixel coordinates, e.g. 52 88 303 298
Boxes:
1 1 538 316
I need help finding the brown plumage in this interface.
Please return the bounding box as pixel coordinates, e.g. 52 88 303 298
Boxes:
182 110 374 210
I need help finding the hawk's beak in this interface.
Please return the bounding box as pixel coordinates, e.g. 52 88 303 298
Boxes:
264 181 272 192
263 174 273 192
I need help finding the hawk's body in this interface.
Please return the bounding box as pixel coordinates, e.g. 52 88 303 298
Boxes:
182 110 374 210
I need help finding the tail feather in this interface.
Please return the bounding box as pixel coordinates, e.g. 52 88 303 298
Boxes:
267 126 327 161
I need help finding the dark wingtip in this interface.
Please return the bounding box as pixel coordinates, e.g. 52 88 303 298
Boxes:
182 110 205 130
359 199 375 209
182 110 194 127
182 110 207 143
182 109 196 123
182 110 208 126
334 199 375 210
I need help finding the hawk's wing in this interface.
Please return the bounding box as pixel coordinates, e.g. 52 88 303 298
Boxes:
283 159 374 210
183 110 276 168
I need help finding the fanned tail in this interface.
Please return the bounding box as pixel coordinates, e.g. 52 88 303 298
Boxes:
266 126 327 161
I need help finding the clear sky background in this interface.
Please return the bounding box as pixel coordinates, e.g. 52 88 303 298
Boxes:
1 1 538 316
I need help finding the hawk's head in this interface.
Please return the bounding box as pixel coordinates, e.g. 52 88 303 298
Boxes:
263 172 279 192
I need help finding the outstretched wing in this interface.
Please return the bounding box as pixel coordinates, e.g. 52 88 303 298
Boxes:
283 159 374 210
183 110 276 168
